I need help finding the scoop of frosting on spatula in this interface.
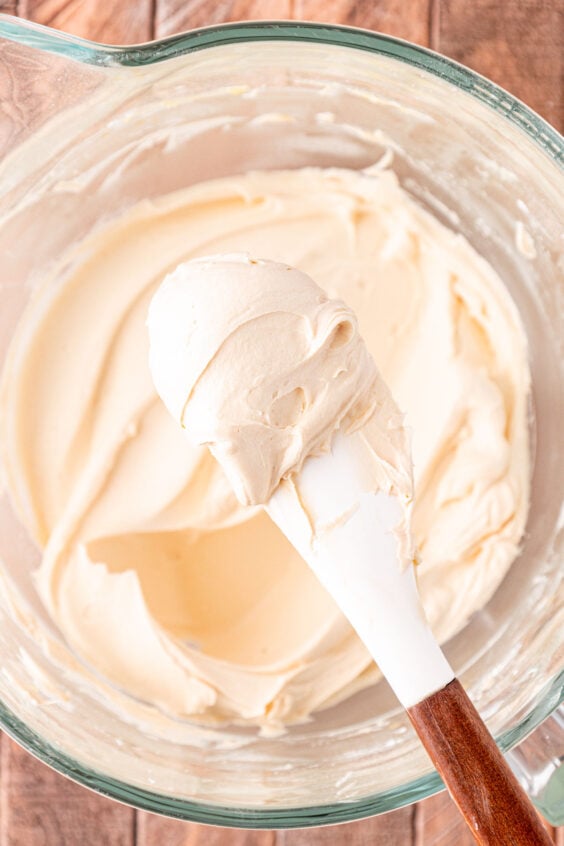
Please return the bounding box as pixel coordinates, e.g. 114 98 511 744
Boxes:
148 253 412 509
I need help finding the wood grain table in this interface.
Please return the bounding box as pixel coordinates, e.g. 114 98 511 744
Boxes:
0 1 562 844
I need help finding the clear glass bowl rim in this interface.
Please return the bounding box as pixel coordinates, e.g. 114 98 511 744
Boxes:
0 16 562 828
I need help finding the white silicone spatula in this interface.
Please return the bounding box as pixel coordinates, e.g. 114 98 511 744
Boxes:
267 429 454 708
147 255 551 846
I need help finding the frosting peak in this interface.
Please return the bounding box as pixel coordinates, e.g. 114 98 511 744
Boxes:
148 254 380 505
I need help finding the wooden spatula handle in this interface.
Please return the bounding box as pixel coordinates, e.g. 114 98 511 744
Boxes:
407 679 552 845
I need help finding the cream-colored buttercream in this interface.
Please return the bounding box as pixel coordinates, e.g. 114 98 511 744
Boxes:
147 255 411 509
0 167 530 729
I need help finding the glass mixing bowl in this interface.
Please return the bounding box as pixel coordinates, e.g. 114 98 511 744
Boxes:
0 18 562 828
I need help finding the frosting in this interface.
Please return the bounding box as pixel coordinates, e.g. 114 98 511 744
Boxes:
147 254 410 507
0 167 530 729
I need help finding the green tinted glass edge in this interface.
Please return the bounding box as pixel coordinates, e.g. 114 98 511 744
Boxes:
0 674 562 827
0 17 562 164
0 15 562 826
